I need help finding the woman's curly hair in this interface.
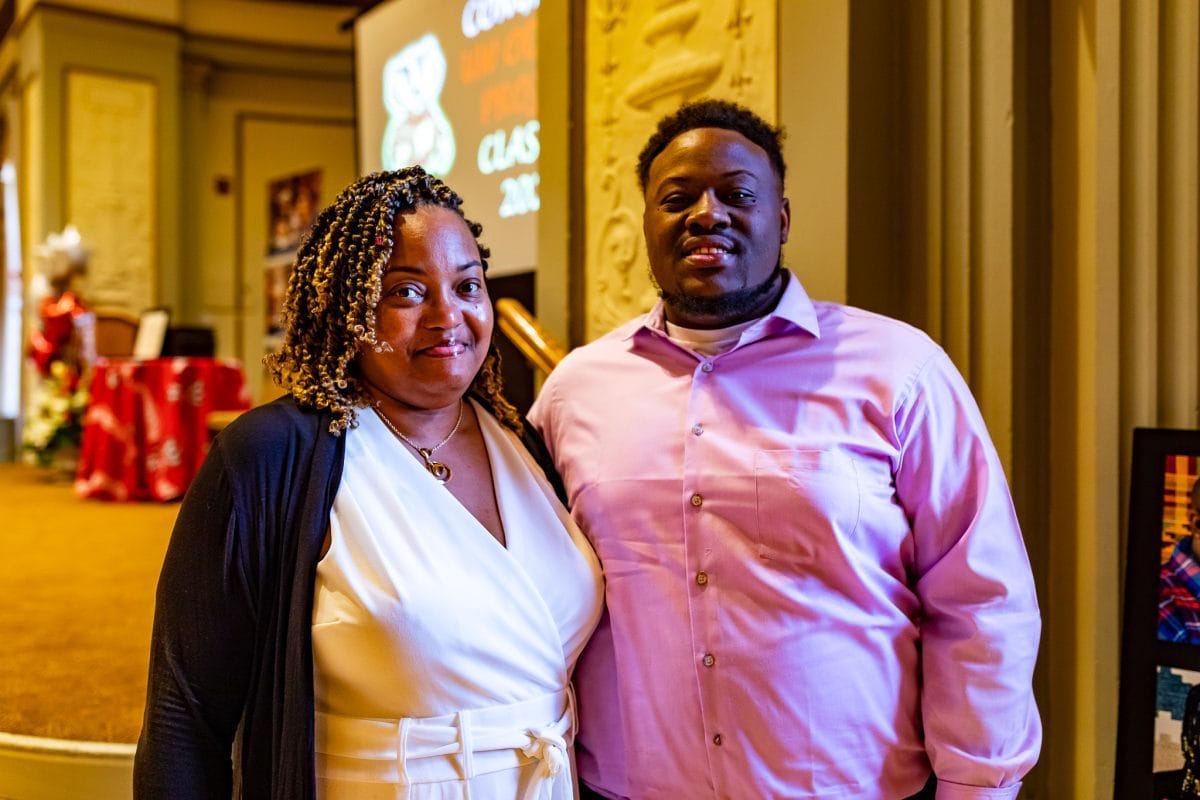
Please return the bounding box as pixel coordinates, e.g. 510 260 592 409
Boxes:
264 166 522 435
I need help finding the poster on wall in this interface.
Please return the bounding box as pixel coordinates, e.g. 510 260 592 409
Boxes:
1158 452 1200 647
1154 666 1200 798
264 169 322 342
354 0 538 276
1118 429 1200 798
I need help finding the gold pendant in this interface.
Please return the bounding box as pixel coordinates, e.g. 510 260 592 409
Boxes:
418 448 452 483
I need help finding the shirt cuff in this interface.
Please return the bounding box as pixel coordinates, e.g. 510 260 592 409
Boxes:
935 780 1022 800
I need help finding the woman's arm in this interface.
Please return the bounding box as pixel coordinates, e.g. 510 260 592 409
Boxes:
133 440 257 798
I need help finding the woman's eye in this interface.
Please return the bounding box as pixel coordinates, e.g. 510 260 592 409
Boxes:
460 279 483 294
389 284 421 300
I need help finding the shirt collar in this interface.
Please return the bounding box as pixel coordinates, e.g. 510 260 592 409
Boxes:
627 270 822 343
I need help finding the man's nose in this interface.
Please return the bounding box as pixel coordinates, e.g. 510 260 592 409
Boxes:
687 191 730 229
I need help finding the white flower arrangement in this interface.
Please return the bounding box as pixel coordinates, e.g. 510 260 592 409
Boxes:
22 359 89 468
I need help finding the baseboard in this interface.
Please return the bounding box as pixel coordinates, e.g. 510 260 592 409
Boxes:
0 732 133 800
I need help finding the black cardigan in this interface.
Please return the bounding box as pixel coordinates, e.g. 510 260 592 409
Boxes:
133 395 565 799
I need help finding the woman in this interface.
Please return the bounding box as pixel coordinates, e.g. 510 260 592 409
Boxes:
134 168 603 799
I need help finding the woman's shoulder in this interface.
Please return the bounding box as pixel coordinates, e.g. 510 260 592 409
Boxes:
213 395 336 465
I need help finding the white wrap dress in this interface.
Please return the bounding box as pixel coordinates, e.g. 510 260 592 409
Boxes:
312 402 604 800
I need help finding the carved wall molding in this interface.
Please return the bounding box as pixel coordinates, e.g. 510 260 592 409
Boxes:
583 0 776 340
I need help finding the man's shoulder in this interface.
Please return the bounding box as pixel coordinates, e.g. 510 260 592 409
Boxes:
535 316 653 415
807 301 942 367
814 300 937 347
552 316 647 370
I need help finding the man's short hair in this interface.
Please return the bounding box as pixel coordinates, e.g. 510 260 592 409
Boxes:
636 98 787 191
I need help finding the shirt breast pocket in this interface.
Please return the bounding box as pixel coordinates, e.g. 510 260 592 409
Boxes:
754 449 861 565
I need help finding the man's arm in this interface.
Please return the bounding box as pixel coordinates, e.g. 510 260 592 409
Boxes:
893 350 1042 799
527 372 558 462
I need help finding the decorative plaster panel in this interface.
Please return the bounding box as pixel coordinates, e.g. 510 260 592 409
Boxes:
65 70 157 312
584 0 776 340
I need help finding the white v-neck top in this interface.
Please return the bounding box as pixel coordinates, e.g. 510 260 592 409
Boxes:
311 401 603 799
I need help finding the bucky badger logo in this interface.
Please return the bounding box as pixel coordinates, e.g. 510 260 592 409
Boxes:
381 34 456 176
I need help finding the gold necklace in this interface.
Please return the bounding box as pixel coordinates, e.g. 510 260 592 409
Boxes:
372 401 464 483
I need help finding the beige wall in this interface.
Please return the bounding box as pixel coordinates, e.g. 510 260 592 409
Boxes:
779 1 848 306
183 46 354 398
13 6 181 314
235 115 355 400
15 0 351 48
534 0 572 346
1049 2 1119 794
4 1 355 405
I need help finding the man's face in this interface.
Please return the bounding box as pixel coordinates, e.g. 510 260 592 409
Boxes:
642 127 790 328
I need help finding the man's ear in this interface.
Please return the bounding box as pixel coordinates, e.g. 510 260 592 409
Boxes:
780 196 791 245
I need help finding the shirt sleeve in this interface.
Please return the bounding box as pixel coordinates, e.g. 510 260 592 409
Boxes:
1159 565 1188 643
132 438 257 798
892 350 1042 795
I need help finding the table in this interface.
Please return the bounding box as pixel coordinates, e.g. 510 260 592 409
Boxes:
76 357 250 501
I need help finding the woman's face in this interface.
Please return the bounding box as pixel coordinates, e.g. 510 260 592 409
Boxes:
356 205 492 411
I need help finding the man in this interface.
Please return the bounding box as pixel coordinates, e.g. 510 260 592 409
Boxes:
1159 478 1200 644
530 99 1041 799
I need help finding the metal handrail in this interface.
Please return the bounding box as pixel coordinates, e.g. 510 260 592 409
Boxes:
495 298 567 377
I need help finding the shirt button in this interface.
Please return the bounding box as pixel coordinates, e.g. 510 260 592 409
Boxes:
696 571 709 586
700 361 714 373
713 733 723 746
691 423 704 436
690 493 703 507
702 653 716 667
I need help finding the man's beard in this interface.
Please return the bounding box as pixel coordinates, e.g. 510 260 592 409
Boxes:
655 264 785 325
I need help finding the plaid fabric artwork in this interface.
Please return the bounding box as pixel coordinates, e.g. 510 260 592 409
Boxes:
1162 454 1200 564
1159 454 1200 644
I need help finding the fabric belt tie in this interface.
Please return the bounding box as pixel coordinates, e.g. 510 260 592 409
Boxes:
315 687 574 800
519 725 568 797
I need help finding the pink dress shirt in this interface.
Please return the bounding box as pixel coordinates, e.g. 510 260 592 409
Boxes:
529 274 1041 800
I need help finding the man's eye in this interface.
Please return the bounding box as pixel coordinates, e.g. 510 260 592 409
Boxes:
459 279 483 294
661 195 691 210
727 190 755 203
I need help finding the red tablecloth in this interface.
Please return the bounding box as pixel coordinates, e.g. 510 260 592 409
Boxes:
76 357 250 501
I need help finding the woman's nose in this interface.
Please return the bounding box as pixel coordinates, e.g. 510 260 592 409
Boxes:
424 290 463 328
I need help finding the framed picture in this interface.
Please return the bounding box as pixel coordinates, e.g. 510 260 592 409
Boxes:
1117 428 1200 798
264 169 321 347
266 169 321 257
132 308 170 360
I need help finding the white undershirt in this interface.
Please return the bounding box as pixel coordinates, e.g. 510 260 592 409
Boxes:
663 317 761 356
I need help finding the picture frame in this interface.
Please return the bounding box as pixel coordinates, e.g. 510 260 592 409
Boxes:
1117 428 1200 798
263 169 321 348
132 307 170 360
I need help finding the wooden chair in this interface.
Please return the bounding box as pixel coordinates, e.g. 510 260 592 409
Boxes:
92 308 139 358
